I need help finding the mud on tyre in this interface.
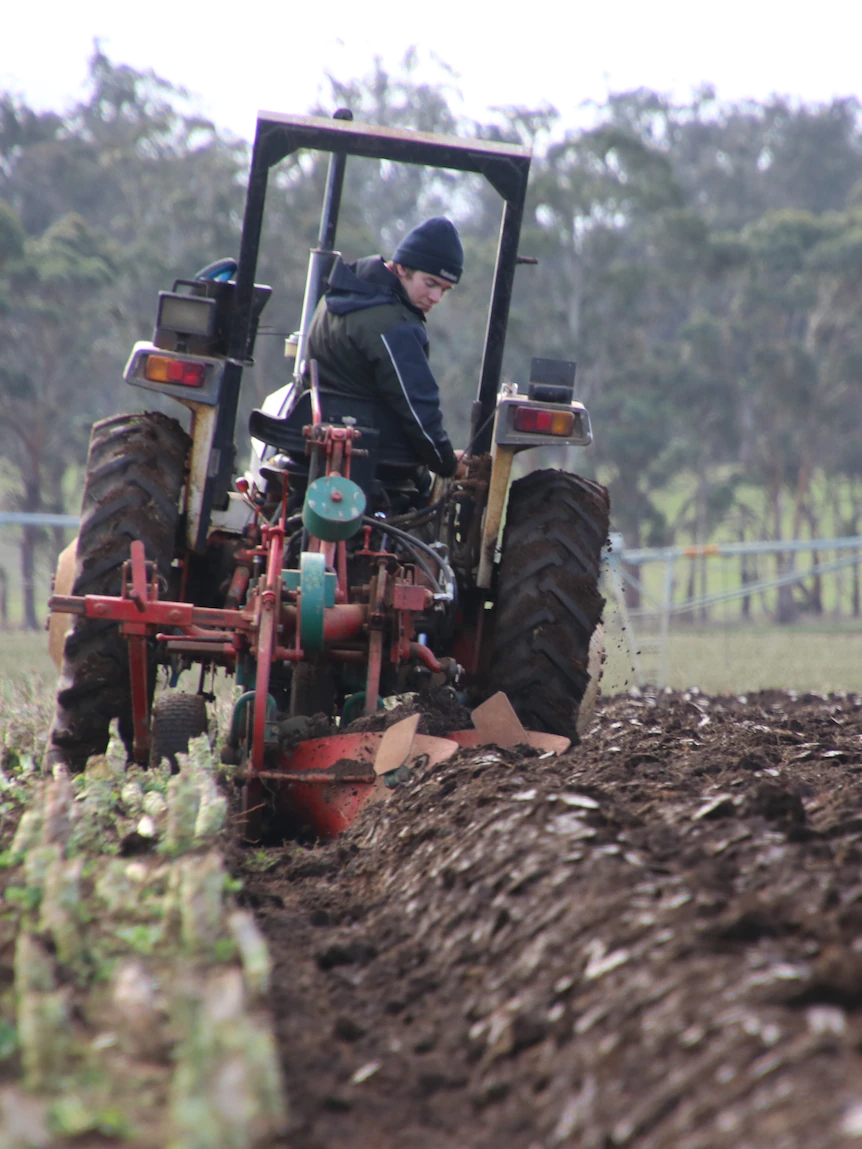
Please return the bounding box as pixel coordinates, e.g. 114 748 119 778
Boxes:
488 468 610 742
48 412 190 771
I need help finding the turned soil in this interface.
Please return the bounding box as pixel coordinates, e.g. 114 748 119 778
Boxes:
245 689 862 1149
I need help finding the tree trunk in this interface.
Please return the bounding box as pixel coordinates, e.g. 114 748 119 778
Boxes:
680 557 696 626
851 485 861 619
740 525 752 619
772 477 797 625
802 503 823 616
20 524 38 630
51 524 67 572
697 479 709 625
19 470 43 631
617 487 642 611
623 559 642 611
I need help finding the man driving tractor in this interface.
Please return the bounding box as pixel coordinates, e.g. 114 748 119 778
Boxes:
43 109 607 789
306 216 465 480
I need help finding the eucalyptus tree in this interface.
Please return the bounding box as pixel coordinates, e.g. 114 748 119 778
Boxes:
0 206 117 627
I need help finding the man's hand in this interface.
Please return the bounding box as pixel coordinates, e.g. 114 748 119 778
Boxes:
453 450 469 480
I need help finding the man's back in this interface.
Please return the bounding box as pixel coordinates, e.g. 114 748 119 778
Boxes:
308 256 420 398
306 219 463 478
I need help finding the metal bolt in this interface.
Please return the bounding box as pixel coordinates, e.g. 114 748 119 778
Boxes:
330 490 343 503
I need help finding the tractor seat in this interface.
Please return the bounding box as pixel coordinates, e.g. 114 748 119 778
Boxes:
249 387 419 470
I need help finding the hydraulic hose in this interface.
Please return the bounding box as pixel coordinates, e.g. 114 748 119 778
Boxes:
361 516 455 602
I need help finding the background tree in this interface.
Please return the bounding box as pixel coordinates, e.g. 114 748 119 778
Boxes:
0 207 117 627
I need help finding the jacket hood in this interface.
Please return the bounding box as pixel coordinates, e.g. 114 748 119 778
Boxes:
325 256 424 320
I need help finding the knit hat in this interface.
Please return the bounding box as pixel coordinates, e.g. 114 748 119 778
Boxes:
393 217 463 284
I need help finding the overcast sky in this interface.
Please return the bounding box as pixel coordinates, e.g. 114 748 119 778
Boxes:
4 0 861 140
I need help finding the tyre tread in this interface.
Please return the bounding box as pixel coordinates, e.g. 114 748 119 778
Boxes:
48 412 189 770
488 468 610 741
149 693 209 771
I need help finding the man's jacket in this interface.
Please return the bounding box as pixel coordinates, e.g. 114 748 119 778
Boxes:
306 256 457 477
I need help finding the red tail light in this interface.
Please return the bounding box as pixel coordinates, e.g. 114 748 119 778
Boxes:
145 355 206 387
512 406 575 436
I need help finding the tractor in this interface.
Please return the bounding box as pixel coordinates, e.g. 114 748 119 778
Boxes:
46 109 610 839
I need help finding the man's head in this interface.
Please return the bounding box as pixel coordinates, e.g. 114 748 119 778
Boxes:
390 217 463 314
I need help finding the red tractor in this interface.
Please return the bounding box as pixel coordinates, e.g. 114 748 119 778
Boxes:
47 110 609 839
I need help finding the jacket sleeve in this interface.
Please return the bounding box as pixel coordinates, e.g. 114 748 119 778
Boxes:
355 319 457 477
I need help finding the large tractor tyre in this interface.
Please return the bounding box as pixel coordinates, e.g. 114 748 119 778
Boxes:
488 468 610 742
149 692 209 772
47 412 190 772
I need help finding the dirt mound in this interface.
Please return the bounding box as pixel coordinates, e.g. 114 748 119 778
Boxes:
343 687 474 738
245 690 862 1148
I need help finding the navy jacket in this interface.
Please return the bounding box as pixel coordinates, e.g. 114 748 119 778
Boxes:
306 257 457 477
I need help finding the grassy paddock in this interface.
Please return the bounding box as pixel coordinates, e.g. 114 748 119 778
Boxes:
0 630 58 683
604 615 862 696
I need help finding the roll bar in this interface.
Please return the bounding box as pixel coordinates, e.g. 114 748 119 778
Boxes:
204 110 532 527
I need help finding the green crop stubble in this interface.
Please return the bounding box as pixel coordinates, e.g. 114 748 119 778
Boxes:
0 658 287 1148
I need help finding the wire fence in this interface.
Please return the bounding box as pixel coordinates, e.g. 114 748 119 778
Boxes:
604 532 862 688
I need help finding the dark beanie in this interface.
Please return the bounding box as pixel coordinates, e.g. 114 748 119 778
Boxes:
393 217 463 284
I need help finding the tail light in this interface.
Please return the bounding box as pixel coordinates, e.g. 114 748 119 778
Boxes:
144 355 206 388
512 406 575 436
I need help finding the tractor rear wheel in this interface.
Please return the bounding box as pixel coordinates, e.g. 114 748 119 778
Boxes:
46 412 190 771
488 468 610 742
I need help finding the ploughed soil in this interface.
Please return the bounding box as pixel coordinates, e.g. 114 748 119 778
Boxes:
244 689 862 1148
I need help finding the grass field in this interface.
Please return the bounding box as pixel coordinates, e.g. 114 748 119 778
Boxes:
603 616 862 695
0 630 58 683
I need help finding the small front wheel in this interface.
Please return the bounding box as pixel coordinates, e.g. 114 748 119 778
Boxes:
149 693 209 772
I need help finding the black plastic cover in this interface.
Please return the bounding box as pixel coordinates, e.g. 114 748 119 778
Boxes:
528 357 577 403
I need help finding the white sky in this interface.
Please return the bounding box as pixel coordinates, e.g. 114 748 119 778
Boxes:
3 0 862 141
